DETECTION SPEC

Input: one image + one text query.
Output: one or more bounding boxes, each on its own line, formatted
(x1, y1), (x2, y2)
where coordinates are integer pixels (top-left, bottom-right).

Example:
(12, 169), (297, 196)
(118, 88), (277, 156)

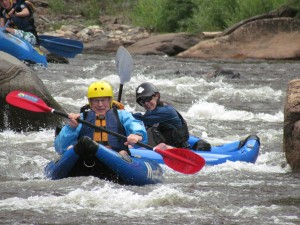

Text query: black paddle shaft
(117, 84), (124, 102)
(53, 109), (153, 150)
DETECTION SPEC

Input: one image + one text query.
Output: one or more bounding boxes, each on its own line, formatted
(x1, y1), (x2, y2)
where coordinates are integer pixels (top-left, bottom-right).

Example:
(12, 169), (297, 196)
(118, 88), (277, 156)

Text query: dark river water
(0, 53), (299, 225)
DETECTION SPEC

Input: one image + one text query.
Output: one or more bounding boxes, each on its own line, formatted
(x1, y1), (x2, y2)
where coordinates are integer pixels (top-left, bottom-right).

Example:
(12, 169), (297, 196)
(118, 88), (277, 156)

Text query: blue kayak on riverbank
(130, 134), (260, 166)
(45, 144), (163, 186)
(0, 30), (47, 67)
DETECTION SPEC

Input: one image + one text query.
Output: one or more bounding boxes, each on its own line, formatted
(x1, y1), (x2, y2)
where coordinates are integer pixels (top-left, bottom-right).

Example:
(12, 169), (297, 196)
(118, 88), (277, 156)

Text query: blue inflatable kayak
(0, 30), (47, 67)
(130, 134), (260, 166)
(45, 144), (163, 186)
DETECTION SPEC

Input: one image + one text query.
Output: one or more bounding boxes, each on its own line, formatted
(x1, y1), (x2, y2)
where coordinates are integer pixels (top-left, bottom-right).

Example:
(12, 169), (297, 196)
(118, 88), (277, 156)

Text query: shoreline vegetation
(46, 0), (300, 34)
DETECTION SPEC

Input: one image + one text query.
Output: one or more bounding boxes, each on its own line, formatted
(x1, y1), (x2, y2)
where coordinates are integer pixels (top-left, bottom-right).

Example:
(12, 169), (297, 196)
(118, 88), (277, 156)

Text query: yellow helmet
(87, 81), (114, 99)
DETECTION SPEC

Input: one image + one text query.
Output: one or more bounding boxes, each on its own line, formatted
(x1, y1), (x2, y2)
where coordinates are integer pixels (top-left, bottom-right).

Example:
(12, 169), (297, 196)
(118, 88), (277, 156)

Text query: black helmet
(136, 82), (159, 106)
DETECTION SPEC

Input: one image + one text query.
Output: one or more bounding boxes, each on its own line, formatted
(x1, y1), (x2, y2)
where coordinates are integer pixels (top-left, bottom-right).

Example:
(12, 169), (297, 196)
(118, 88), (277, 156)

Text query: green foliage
(131, 0), (292, 33)
(48, 0), (66, 14)
(131, 0), (196, 32)
(48, 0), (136, 19)
(48, 0), (298, 33)
(184, 0), (288, 32)
(130, 0), (166, 31)
(225, 0), (288, 25)
(288, 0), (300, 18)
(79, 0), (100, 19)
(159, 0), (196, 32)
(100, 0), (137, 15)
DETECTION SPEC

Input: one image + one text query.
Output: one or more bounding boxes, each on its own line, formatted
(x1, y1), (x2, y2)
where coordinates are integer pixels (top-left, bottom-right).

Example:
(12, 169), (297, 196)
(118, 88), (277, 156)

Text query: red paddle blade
(155, 148), (205, 174)
(6, 91), (52, 113)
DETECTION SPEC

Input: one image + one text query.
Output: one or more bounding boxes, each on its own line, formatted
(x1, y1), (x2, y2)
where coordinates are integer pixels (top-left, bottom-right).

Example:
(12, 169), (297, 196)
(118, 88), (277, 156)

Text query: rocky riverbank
(33, 0), (300, 59)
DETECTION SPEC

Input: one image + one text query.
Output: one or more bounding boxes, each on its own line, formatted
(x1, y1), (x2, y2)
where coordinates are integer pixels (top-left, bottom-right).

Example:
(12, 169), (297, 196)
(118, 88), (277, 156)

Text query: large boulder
(178, 18), (300, 60)
(0, 51), (64, 132)
(127, 33), (200, 56)
(284, 79), (300, 172)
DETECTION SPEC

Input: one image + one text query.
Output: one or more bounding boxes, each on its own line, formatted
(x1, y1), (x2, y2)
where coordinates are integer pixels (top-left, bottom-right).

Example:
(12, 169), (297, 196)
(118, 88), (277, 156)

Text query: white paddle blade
(115, 46), (133, 84)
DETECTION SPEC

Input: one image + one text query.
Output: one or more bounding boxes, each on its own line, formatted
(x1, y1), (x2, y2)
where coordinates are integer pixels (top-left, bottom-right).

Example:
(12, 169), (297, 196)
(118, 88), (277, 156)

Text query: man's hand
(125, 134), (142, 146)
(154, 143), (173, 150)
(67, 113), (80, 128)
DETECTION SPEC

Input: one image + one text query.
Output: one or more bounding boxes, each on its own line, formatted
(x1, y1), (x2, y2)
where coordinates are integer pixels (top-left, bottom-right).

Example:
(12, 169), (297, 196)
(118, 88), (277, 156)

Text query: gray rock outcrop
(0, 51), (64, 132)
(284, 79), (300, 172)
(127, 33), (200, 56)
(177, 18), (300, 60)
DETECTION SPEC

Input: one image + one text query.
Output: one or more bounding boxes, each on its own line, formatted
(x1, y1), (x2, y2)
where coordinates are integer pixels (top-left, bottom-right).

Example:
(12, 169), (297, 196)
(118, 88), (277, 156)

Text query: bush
(48, 0), (299, 33)
(131, 0), (196, 32)
(79, 0), (100, 19)
(185, 0), (288, 33)
(159, 0), (196, 32)
(131, 0), (291, 33)
(48, 0), (66, 14)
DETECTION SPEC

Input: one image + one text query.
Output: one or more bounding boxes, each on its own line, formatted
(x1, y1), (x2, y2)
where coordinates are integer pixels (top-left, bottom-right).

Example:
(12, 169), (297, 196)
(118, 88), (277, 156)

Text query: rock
(127, 32), (200, 56)
(83, 26), (150, 53)
(177, 18), (300, 60)
(199, 31), (222, 39)
(0, 51), (64, 132)
(207, 68), (240, 79)
(284, 79), (300, 172)
(84, 37), (121, 53)
(221, 6), (298, 36)
(46, 53), (69, 64)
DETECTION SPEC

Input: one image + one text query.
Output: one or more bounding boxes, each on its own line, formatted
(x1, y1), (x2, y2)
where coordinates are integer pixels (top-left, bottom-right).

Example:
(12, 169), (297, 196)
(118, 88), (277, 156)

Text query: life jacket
(148, 102), (190, 148)
(79, 106), (130, 154)
(55, 101), (124, 138)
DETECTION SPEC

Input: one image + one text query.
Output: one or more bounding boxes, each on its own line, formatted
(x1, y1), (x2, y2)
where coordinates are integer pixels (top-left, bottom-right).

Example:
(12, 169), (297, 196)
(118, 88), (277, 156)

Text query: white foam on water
(82, 64), (99, 72)
(198, 151), (290, 175)
(206, 85), (282, 103)
(65, 75), (121, 87)
(54, 96), (87, 109)
(0, 183), (196, 218)
(223, 204), (299, 224)
(0, 130), (54, 179)
(186, 101), (283, 122)
(0, 130), (54, 144)
(131, 75), (224, 97)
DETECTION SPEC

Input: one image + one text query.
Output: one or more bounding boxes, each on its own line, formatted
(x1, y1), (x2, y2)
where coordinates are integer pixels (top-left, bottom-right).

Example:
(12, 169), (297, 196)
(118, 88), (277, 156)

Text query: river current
(0, 53), (299, 225)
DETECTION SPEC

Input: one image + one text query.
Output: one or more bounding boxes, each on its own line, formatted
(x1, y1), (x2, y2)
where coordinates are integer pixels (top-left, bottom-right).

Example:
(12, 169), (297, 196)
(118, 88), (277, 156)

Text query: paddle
(6, 90), (205, 174)
(38, 35), (84, 58)
(115, 46), (133, 102)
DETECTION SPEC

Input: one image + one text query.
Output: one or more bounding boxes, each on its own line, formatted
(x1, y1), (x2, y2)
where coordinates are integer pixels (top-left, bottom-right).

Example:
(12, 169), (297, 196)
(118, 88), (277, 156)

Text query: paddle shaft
(117, 84), (124, 102)
(52, 109), (153, 150)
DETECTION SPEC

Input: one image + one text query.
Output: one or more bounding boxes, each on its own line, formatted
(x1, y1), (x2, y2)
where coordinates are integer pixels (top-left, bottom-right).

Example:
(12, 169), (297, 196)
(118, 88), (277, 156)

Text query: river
(0, 53), (299, 225)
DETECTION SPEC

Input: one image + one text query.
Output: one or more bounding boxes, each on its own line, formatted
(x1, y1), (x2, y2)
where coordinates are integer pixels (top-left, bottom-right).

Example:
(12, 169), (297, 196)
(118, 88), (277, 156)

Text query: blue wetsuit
(133, 103), (189, 148)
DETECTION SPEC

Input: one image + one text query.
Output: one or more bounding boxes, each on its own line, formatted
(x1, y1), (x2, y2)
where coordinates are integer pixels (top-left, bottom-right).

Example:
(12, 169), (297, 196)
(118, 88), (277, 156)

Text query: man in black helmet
(133, 82), (190, 148)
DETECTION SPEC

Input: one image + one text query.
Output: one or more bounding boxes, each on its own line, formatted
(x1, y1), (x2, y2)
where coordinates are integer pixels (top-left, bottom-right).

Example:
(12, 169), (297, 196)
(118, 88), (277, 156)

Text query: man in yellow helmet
(55, 81), (147, 162)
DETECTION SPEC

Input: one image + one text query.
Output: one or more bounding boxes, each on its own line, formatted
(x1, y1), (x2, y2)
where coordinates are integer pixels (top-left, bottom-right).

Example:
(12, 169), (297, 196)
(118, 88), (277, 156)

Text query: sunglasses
(138, 95), (154, 105)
